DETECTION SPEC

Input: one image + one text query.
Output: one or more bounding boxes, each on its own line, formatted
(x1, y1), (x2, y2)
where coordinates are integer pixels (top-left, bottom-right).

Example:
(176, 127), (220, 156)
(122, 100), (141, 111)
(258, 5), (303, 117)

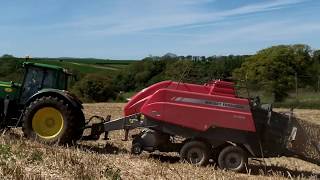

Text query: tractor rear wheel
(180, 141), (210, 166)
(22, 96), (85, 144)
(217, 145), (248, 172)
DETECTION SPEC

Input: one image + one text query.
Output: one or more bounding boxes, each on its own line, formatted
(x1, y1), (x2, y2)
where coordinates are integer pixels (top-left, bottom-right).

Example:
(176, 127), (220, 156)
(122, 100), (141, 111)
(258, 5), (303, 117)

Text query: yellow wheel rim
(32, 107), (64, 139)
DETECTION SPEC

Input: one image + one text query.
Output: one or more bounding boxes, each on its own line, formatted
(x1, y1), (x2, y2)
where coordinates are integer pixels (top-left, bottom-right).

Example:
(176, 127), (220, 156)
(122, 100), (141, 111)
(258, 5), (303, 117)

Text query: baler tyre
(218, 146), (248, 172)
(131, 136), (144, 155)
(131, 142), (143, 155)
(22, 96), (84, 145)
(180, 141), (210, 166)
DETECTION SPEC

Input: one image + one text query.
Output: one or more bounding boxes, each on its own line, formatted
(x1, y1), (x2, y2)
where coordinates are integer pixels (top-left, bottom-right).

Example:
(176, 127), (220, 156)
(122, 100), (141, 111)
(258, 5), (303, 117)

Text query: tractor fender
(24, 89), (83, 109)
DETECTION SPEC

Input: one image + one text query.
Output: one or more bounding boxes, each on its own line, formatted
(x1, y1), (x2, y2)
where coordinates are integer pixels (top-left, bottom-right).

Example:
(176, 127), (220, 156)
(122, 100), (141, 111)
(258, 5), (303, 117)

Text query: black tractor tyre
(180, 141), (211, 166)
(218, 145), (248, 172)
(72, 109), (86, 141)
(22, 96), (85, 144)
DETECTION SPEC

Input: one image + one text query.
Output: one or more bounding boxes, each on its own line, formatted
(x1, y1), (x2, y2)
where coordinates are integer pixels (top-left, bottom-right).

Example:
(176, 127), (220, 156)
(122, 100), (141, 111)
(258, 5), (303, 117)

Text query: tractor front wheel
(22, 96), (84, 144)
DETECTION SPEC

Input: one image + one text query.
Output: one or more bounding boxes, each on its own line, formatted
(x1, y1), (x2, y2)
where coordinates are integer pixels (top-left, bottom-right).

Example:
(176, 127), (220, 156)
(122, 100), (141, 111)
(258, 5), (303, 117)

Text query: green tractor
(0, 62), (85, 144)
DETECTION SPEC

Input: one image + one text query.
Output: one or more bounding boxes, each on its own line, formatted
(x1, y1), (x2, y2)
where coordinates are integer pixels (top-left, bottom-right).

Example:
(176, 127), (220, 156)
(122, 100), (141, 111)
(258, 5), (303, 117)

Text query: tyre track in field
(68, 62), (120, 71)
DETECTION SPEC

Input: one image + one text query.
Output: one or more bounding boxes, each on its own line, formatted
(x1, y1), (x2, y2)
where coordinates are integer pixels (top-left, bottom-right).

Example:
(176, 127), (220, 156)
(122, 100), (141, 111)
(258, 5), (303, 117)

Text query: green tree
(233, 44), (312, 101)
(72, 74), (116, 102)
(165, 59), (193, 82)
(0, 57), (23, 82)
(308, 50), (320, 91)
(313, 50), (320, 63)
(1, 54), (14, 58)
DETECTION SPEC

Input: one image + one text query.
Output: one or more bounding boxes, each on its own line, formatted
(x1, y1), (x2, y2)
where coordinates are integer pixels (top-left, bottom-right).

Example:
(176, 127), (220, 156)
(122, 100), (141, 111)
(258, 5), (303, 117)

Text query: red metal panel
(167, 82), (211, 94)
(125, 80), (256, 132)
(124, 81), (173, 116)
(140, 88), (255, 132)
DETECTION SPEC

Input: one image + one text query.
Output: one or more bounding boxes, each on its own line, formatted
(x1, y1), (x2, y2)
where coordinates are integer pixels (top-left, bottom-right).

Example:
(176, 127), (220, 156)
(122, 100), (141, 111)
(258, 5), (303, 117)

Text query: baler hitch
(82, 114), (151, 141)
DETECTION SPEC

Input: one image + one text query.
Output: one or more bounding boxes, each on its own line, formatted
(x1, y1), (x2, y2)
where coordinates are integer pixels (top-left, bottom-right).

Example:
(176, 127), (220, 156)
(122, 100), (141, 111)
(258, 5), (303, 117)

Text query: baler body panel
(124, 81), (172, 116)
(124, 80), (256, 132)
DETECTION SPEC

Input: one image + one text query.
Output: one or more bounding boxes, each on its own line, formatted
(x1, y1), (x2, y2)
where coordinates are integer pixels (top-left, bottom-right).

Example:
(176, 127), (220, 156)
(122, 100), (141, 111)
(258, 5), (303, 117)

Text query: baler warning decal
(173, 97), (250, 110)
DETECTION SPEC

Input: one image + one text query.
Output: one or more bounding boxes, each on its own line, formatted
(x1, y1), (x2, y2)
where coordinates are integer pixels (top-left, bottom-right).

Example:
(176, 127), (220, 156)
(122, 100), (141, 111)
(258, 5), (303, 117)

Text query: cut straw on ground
(0, 103), (319, 179)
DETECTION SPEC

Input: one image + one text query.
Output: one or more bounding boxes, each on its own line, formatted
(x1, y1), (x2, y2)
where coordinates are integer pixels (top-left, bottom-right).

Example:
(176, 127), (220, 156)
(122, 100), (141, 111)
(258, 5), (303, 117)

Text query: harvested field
(274, 109), (320, 164)
(0, 103), (319, 179)
(275, 109), (320, 126)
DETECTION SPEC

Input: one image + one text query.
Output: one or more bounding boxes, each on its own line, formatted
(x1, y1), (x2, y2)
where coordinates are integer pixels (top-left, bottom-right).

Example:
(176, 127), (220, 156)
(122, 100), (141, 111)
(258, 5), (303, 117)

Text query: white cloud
(217, 0), (306, 17)
(6, 0), (308, 40)
(80, 0), (307, 36)
(192, 20), (320, 45)
(180, 0), (216, 5)
(11, 0), (308, 36)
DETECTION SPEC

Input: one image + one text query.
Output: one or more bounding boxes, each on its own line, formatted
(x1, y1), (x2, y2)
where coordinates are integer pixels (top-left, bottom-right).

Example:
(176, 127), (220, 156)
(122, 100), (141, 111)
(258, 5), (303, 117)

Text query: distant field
(29, 58), (136, 74)
(274, 90), (320, 109)
(237, 88), (320, 109)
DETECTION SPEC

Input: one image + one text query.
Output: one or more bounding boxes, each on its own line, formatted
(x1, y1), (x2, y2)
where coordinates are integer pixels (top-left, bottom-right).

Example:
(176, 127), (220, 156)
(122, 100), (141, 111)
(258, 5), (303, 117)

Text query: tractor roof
(23, 62), (65, 71)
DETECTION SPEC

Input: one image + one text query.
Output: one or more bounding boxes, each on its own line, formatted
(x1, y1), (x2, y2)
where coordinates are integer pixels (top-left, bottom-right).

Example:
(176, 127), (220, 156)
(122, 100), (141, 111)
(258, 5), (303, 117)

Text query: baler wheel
(180, 141), (210, 166)
(131, 136), (144, 155)
(218, 145), (248, 172)
(131, 143), (143, 155)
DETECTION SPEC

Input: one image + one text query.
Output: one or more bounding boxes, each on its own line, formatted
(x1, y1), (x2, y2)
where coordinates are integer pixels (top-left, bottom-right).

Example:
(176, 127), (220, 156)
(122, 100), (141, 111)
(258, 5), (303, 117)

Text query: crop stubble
(0, 103), (319, 179)
(81, 103), (320, 179)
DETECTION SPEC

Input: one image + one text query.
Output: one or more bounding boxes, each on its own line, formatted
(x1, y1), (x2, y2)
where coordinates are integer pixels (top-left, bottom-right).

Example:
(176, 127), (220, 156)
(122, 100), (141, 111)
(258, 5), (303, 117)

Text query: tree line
(233, 44), (320, 101)
(0, 44), (319, 103)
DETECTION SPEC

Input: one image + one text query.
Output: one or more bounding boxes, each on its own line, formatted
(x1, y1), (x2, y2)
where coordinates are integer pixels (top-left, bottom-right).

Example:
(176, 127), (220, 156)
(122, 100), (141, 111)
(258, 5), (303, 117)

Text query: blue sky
(0, 0), (319, 59)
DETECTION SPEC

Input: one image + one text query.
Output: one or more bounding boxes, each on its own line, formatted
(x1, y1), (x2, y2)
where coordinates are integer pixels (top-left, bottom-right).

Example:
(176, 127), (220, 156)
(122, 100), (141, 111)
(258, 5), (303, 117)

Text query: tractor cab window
(20, 67), (45, 103)
(42, 70), (56, 89)
(58, 73), (67, 90)
(20, 66), (67, 103)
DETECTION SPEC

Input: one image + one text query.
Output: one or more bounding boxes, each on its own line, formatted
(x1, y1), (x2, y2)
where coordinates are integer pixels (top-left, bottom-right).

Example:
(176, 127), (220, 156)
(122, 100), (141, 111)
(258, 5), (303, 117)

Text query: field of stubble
(0, 103), (319, 179)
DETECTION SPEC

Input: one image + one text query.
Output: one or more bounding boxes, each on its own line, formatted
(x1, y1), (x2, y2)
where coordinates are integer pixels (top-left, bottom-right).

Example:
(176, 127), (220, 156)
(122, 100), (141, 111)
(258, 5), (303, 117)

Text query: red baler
(87, 80), (317, 172)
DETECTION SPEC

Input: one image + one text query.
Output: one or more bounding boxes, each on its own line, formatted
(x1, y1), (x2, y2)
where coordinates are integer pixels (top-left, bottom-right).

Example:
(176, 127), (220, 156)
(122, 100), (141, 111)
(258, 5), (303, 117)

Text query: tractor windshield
(20, 67), (44, 102)
(57, 72), (68, 90)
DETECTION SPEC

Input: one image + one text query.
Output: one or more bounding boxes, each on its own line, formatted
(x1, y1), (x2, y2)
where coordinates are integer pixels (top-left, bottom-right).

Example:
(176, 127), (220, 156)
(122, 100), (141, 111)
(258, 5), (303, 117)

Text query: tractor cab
(1, 61), (84, 144)
(20, 62), (69, 103)
(0, 62), (72, 126)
